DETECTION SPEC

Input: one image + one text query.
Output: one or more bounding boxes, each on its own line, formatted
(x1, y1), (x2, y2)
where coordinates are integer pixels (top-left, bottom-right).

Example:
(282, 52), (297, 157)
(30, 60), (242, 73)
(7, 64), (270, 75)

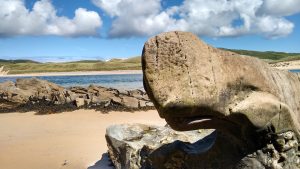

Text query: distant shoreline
(0, 70), (142, 77)
(269, 60), (300, 70)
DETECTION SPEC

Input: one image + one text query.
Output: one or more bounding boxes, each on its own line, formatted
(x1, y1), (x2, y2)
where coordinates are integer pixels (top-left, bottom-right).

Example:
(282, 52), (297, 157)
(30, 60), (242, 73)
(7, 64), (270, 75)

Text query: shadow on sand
(87, 153), (115, 169)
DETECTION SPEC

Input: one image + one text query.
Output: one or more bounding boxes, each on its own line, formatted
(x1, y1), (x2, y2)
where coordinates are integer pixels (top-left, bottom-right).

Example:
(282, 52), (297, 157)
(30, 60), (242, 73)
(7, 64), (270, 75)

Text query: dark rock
(70, 86), (88, 94)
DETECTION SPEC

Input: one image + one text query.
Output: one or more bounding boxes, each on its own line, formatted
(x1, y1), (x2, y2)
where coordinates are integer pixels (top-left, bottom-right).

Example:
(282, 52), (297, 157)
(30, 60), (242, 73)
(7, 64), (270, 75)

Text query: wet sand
(0, 110), (166, 169)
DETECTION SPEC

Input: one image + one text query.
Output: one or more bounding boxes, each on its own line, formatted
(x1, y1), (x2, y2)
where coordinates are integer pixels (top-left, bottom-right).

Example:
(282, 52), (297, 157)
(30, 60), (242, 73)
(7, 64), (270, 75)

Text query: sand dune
(0, 110), (166, 169)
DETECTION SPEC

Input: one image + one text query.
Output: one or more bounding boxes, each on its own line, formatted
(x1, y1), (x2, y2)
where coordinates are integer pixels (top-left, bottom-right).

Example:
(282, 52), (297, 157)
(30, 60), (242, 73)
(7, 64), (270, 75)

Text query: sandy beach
(0, 110), (166, 169)
(1, 70), (142, 77)
(270, 60), (300, 70)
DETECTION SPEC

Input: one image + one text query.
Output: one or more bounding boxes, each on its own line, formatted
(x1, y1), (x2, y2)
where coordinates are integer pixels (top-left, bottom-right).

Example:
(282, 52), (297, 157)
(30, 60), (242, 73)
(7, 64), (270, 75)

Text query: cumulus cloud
(92, 0), (179, 37)
(93, 0), (300, 39)
(259, 0), (300, 16)
(0, 0), (102, 37)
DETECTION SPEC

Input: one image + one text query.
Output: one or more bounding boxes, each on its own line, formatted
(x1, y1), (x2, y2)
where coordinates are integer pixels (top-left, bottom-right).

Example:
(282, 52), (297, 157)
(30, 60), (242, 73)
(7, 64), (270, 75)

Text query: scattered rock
(0, 78), (154, 113)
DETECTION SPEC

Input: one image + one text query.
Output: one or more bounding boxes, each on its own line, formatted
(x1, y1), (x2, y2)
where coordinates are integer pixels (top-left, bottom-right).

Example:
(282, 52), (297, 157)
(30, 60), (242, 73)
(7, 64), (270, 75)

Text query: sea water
(0, 74), (143, 91)
(0, 70), (299, 91)
(289, 69), (300, 73)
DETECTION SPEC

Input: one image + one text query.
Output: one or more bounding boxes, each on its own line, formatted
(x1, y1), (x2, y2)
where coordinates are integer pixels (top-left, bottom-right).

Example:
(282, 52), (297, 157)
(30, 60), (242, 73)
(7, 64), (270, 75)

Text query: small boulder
(120, 95), (140, 108)
(75, 98), (85, 107)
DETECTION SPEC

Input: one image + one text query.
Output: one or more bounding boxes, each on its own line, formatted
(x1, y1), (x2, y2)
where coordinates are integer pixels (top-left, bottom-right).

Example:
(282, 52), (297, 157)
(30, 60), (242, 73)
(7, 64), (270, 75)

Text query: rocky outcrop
(106, 124), (214, 169)
(141, 31), (300, 168)
(0, 78), (154, 113)
(0, 66), (9, 76)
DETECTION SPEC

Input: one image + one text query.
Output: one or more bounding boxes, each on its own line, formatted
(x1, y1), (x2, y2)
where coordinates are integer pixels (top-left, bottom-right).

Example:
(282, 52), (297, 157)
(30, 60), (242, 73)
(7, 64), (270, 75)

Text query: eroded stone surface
(105, 124), (214, 169)
(106, 124), (300, 169)
(142, 31), (300, 168)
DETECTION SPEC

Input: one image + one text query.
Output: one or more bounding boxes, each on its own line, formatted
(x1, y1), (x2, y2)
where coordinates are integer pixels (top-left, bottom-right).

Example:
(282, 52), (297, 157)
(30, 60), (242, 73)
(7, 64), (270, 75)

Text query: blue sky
(0, 0), (299, 62)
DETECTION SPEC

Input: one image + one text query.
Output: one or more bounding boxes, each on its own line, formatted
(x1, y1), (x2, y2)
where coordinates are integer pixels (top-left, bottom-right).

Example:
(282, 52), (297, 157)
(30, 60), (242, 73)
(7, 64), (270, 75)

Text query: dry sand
(270, 60), (300, 70)
(0, 109), (166, 169)
(1, 70), (142, 77)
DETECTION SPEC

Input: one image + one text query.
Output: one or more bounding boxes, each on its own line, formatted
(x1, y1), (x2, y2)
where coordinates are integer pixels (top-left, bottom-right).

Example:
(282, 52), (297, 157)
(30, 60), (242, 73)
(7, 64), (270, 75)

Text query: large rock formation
(0, 78), (154, 113)
(142, 31), (300, 168)
(106, 124), (214, 169)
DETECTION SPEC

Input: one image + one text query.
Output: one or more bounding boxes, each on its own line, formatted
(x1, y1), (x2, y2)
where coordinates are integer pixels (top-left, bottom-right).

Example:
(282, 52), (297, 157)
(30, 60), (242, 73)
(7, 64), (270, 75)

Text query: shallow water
(289, 69), (300, 73)
(0, 74), (143, 91)
(0, 70), (298, 91)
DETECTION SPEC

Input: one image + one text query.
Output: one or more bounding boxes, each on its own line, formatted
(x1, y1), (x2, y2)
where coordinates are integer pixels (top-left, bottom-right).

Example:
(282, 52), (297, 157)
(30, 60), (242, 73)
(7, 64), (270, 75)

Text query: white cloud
(259, 0), (300, 16)
(93, 0), (300, 39)
(0, 0), (102, 37)
(178, 0), (295, 38)
(92, 0), (179, 37)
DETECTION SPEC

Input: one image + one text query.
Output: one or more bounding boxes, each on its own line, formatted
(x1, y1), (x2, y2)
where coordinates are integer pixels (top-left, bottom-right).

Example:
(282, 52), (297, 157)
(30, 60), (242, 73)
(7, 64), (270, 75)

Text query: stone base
(106, 124), (300, 169)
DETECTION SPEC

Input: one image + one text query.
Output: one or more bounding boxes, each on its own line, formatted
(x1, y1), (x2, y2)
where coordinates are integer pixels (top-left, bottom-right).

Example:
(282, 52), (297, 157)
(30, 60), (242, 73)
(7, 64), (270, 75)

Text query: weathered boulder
(119, 95), (140, 108)
(142, 31), (300, 168)
(0, 81), (15, 91)
(0, 81), (29, 103)
(16, 78), (64, 92)
(0, 78), (67, 104)
(17, 78), (68, 104)
(106, 124), (214, 169)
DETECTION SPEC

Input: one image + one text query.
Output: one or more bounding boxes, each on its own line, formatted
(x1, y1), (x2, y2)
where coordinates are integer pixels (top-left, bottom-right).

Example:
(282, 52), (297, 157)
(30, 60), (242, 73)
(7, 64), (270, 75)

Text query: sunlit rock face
(142, 31), (300, 168)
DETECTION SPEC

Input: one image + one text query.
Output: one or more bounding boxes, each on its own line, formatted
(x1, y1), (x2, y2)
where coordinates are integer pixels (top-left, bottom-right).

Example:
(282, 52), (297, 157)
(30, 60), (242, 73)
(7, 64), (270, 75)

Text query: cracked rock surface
(105, 124), (214, 169)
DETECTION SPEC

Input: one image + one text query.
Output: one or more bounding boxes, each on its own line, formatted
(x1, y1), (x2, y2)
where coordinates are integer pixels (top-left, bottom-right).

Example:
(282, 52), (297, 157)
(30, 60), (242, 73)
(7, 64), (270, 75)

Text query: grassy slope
(1, 50), (300, 74)
(222, 48), (300, 62)
(0, 57), (141, 74)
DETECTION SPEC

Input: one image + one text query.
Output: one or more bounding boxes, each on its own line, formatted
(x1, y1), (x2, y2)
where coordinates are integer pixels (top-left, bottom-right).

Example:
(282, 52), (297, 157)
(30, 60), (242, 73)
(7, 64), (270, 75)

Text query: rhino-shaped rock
(142, 31), (300, 168)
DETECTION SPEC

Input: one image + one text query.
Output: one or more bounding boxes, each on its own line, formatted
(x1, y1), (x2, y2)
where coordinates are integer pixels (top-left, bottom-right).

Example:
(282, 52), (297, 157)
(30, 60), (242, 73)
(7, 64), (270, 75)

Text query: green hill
(1, 50), (299, 75)
(0, 59), (39, 64)
(0, 57), (141, 74)
(222, 48), (300, 62)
